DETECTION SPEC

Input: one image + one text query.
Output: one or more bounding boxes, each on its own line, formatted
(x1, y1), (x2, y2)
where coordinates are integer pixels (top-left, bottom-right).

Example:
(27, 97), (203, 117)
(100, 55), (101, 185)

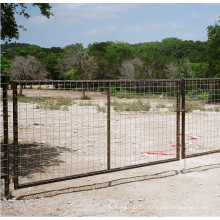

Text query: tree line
(1, 18), (220, 81)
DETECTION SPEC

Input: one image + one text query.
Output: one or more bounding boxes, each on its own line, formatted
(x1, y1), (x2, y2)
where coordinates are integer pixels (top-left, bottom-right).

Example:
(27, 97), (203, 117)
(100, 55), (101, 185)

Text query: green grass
(36, 97), (72, 111)
(156, 104), (166, 108)
(18, 95), (46, 103)
(96, 104), (106, 113)
(111, 100), (151, 112)
(185, 101), (206, 112)
(79, 101), (93, 106)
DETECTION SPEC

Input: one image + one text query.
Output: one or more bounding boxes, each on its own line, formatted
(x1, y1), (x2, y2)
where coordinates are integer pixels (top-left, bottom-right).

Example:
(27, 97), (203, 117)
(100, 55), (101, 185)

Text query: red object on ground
(190, 137), (197, 140)
(171, 144), (182, 147)
(141, 152), (167, 155)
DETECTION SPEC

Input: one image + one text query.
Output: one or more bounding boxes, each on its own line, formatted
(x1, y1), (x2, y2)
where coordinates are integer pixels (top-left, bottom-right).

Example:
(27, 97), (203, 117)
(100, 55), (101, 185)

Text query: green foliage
(64, 68), (79, 80)
(207, 17), (220, 77)
(1, 54), (10, 72)
(209, 90), (220, 103)
(2, 15), (220, 81)
(1, 3), (53, 41)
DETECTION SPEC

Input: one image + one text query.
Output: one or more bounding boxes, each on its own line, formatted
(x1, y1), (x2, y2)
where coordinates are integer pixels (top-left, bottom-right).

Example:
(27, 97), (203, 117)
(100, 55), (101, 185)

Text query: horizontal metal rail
(12, 79), (181, 85)
(17, 158), (179, 189)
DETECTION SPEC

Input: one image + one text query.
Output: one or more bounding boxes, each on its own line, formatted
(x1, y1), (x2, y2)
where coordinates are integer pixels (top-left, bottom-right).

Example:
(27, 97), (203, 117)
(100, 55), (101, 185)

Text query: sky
(4, 1), (220, 48)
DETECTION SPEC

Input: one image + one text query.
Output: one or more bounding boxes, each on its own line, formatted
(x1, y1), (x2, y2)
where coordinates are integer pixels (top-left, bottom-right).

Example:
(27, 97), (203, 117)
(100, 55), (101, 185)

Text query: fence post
(2, 72), (10, 199)
(107, 82), (111, 170)
(176, 80), (181, 160)
(12, 82), (19, 189)
(181, 79), (186, 159)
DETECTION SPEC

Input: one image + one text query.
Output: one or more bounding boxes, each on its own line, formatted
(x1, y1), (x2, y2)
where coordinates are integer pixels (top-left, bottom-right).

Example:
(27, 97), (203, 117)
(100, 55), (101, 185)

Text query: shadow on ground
(16, 169), (179, 200)
(15, 161), (220, 200)
(1, 142), (72, 177)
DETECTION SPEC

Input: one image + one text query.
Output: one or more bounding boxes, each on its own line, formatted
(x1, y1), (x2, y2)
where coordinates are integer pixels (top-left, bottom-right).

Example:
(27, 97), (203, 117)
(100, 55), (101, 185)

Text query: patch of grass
(18, 95), (46, 103)
(112, 89), (164, 99)
(96, 104), (106, 113)
(197, 92), (210, 101)
(36, 97), (72, 111)
(81, 95), (91, 100)
(111, 100), (151, 112)
(79, 101), (93, 106)
(206, 106), (220, 112)
(156, 104), (166, 108)
(185, 101), (206, 112)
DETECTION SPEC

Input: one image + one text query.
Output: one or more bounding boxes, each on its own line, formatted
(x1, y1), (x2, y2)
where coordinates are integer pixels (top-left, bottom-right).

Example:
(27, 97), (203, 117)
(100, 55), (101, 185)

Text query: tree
(9, 55), (48, 94)
(1, 54), (10, 72)
(63, 44), (87, 79)
(1, 3), (53, 41)
(206, 17), (220, 77)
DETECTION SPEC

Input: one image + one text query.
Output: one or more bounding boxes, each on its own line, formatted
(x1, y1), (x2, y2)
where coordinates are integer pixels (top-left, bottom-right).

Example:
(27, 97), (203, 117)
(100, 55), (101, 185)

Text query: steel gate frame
(1, 78), (220, 198)
(181, 78), (220, 159)
(12, 79), (181, 189)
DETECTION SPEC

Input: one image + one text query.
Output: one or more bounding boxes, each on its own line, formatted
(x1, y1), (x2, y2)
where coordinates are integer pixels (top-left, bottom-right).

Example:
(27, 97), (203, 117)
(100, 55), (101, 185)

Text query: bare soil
(1, 153), (220, 217)
(1, 88), (220, 217)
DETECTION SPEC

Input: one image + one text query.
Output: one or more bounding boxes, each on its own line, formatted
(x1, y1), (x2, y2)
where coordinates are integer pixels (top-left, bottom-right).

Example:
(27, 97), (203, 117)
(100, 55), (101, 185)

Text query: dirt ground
(1, 87), (220, 217)
(1, 153), (220, 217)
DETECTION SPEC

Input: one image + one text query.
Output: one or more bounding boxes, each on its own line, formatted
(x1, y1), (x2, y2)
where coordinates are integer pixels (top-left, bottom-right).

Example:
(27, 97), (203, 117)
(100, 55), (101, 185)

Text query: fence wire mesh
(0, 75), (10, 199)
(11, 80), (180, 187)
(183, 79), (220, 157)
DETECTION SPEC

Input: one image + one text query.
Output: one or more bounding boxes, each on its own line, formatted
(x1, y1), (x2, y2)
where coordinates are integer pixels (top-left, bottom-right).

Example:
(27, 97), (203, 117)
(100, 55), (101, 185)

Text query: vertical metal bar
(107, 82), (111, 170)
(176, 80), (181, 160)
(2, 73), (10, 199)
(181, 79), (186, 159)
(13, 82), (19, 189)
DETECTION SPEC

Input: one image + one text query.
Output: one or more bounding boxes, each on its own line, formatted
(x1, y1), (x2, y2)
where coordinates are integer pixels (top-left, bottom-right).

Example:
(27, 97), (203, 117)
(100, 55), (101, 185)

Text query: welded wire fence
(1, 78), (220, 196)
(182, 78), (220, 158)
(1, 74), (10, 199)
(10, 80), (180, 188)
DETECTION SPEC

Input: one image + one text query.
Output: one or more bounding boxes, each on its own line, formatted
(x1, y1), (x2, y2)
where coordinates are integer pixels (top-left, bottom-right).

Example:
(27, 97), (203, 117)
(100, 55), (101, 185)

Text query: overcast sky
(8, 2), (220, 48)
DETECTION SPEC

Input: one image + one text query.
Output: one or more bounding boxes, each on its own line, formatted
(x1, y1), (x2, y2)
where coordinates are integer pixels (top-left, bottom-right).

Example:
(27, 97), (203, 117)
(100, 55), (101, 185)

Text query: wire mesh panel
(13, 81), (111, 188)
(12, 80), (180, 188)
(182, 78), (220, 158)
(110, 80), (180, 169)
(0, 74), (10, 199)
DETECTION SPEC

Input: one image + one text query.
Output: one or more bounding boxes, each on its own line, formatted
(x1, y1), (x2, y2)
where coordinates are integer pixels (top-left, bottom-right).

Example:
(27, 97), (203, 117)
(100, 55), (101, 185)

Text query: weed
(96, 104), (106, 113)
(156, 104), (166, 108)
(36, 97), (72, 111)
(111, 100), (151, 112)
(81, 95), (91, 100)
(79, 101), (93, 106)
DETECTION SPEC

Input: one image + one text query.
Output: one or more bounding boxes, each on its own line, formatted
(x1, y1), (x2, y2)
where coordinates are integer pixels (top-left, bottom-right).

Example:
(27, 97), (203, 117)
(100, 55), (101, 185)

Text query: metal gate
(11, 79), (181, 189)
(181, 78), (220, 158)
(1, 77), (220, 198)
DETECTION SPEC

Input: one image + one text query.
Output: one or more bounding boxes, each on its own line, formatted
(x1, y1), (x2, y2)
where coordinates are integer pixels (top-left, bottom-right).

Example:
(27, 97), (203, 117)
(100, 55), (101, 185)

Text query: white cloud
(54, 3), (137, 23)
(86, 21), (184, 36)
(182, 32), (207, 41)
(24, 3), (138, 28)
(192, 12), (219, 22)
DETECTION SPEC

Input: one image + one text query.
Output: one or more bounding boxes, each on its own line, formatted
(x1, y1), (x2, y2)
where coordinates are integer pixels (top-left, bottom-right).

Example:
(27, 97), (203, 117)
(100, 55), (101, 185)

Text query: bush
(64, 68), (79, 80)
(208, 90), (220, 103)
